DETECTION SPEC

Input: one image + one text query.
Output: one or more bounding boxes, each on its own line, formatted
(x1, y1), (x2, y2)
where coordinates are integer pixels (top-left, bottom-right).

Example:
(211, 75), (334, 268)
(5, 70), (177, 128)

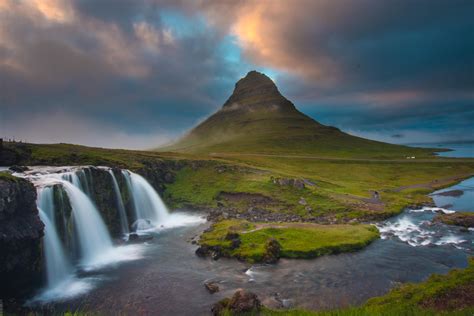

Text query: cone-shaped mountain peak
(159, 70), (414, 156)
(222, 70), (295, 111)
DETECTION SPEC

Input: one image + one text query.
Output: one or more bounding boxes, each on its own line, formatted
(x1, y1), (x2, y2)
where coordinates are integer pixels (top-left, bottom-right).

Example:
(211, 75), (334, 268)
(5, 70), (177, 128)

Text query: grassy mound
(199, 220), (379, 262)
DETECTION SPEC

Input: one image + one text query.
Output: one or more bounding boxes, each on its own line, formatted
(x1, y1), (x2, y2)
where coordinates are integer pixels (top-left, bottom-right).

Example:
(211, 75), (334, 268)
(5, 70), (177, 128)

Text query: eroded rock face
(0, 175), (44, 298)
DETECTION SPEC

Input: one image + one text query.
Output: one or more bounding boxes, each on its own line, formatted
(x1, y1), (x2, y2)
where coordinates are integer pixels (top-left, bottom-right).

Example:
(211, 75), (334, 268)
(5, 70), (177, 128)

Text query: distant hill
(159, 71), (435, 158)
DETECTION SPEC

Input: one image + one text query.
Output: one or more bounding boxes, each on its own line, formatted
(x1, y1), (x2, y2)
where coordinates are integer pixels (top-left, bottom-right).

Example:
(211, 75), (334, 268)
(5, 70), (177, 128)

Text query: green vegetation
(159, 103), (439, 159)
(166, 155), (474, 221)
(434, 212), (474, 228)
(199, 220), (379, 262)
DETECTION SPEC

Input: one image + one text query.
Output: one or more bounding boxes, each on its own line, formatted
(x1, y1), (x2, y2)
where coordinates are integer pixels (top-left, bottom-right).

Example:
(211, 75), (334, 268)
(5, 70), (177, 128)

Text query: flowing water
(108, 170), (129, 235)
(124, 171), (169, 225)
(8, 164), (473, 315)
(60, 181), (114, 268)
(12, 166), (203, 305)
(30, 176), (472, 315)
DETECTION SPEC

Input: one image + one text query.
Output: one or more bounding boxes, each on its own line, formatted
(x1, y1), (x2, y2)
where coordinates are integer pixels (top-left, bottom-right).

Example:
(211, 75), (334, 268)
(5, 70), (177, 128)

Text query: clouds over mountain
(0, 0), (472, 147)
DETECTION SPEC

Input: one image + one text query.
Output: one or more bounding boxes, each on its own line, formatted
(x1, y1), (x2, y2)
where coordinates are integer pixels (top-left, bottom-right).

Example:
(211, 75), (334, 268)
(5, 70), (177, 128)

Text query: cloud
(0, 110), (173, 149)
(0, 0), (472, 147)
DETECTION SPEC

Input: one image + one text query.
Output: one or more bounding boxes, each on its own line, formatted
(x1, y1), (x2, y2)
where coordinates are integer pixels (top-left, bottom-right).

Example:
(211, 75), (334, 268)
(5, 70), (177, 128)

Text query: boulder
(204, 281), (220, 294)
(211, 289), (261, 315)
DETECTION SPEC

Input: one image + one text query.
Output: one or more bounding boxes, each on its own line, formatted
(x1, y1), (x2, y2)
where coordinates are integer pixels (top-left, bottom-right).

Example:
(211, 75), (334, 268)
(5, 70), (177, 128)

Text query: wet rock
(228, 289), (261, 313)
(0, 175), (44, 298)
(204, 281), (220, 294)
(195, 245), (210, 258)
(131, 219), (153, 231)
(212, 289), (261, 315)
(8, 165), (29, 173)
(127, 233), (153, 243)
(196, 245), (223, 260)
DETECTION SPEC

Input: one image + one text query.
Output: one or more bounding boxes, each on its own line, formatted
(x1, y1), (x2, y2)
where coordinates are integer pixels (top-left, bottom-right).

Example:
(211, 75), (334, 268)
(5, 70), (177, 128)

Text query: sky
(0, 0), (473, 149)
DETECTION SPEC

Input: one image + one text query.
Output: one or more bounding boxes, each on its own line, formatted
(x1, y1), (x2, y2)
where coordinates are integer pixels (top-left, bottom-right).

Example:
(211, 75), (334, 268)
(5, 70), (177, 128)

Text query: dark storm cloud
(0, 0), (472, 148)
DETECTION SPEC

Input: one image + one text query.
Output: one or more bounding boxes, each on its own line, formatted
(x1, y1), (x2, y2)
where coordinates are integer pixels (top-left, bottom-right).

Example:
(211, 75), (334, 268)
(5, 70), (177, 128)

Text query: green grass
(159, 103), (439, 159)
(0, 171), (21, 182)
(199, 219), (379, 262)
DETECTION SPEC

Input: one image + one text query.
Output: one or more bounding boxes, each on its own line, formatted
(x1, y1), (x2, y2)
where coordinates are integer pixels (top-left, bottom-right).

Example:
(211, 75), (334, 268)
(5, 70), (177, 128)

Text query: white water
(38, 187), (56, 223)
(108, 170), (129, 235)
(14, 166), (203, 303)
(61, 181), (114, 267)
(38, 208), (72, 288)
(377, 207), (472, 249)
(124, 171), (169, 226)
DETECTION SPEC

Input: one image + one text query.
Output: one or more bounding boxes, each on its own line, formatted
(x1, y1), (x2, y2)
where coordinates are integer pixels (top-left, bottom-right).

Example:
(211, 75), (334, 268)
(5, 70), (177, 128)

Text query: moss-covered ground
(199, 219), (379, 262)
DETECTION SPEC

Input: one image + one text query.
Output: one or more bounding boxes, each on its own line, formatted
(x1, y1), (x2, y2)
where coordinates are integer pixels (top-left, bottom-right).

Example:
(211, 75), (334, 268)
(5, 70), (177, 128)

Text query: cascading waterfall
(38, 186), (56, 224)
(124, 171), (170, 226)
(108, 170), (129, 235)
(18, 166), (195, 302)
(61, 181), (113, 266)
(38, 208), (72, 288)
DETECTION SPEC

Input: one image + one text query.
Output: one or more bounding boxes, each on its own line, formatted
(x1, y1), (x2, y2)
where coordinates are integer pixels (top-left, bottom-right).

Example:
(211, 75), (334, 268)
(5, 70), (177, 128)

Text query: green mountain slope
(159, 71), (434, 158)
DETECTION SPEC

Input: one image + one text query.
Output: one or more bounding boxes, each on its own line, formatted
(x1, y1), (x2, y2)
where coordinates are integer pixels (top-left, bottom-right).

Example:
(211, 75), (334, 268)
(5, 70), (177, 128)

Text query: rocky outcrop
(211, 289), (261, 315)
(434, 212), (474, 228)
(0, 174), (44, 298)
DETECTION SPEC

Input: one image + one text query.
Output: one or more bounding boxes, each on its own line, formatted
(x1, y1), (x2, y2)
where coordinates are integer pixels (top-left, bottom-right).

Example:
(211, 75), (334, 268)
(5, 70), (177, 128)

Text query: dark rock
(294, 179), (305, 189)
(128, 233), (139, 241)
(195, 245), (210, 258)
(0, 175), (44, 298)
(211, 289), (261, 315)
(230, 238), (241, 249)
(262, 238), (281, 263)
(204, 281), (220, 294)
(8, 165), (29, 173)
(225, 232), (240, 240)
(228, 289), (261, 313)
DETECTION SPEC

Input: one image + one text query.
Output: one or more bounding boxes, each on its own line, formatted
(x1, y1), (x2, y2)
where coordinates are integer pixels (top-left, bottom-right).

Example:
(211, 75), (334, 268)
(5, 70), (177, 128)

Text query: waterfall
(21, 166), (180, 301)
(38, 208), (72, 288)
(124, 171), (169, 226)
(38, 187), (55, 224)
(61, 181), (113, 266)
(108, 169), (129, 235)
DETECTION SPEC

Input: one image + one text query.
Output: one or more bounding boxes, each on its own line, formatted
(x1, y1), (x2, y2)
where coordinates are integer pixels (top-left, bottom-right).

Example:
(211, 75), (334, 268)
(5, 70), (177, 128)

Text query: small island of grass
(197, 219), (379, 263)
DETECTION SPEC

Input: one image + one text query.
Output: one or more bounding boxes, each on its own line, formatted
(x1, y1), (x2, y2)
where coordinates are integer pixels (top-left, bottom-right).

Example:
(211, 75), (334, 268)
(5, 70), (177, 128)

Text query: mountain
(159, 71), (433, 158)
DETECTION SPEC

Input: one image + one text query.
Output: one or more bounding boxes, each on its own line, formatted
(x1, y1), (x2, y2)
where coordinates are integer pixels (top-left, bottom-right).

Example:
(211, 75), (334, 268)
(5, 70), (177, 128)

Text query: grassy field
(4, 141), (474, 223)
(199, 219), (379, 262)
(165, 154), (474, 221)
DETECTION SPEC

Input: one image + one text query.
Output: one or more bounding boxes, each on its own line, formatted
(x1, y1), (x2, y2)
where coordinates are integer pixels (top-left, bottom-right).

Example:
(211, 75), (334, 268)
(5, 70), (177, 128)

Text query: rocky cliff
(0, 173), (44, 298)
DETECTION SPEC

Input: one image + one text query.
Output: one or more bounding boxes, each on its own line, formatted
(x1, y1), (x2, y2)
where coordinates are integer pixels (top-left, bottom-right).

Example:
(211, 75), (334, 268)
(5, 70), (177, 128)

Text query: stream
(33, 178), (473, 315)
